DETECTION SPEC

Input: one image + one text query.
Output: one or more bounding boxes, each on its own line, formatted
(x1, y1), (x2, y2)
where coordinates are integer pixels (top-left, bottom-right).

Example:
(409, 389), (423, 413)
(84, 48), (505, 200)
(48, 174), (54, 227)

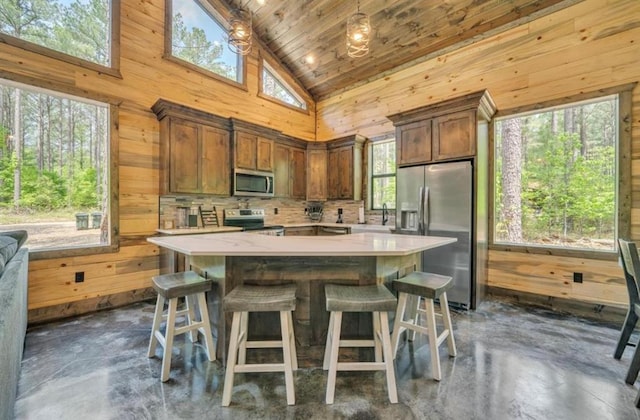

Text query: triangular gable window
(261, 61), (307, 110)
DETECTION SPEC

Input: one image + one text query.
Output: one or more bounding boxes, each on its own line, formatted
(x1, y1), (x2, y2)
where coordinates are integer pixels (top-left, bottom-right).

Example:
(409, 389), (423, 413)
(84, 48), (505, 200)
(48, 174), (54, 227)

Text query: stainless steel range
(223, 208), (284, 236)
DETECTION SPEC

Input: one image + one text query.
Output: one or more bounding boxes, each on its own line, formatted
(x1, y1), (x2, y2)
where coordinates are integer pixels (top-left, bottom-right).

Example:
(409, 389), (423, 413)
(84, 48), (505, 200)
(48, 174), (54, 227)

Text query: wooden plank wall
(317, 0), (640, 307)
(0, 0), (315, 320)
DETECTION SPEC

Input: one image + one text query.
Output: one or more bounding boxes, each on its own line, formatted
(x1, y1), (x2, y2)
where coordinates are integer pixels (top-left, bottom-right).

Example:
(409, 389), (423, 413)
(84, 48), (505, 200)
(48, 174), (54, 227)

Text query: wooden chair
(147, 271), (216, 382)
(615, 238), (640, 362)
(391, 271), (457, 381)
(323, 284), (398, 404)
(221, 284), (298, 406)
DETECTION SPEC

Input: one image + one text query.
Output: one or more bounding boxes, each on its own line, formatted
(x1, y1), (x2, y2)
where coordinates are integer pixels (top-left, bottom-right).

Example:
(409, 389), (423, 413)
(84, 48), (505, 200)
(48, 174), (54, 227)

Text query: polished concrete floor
(14, 296), (640, 419)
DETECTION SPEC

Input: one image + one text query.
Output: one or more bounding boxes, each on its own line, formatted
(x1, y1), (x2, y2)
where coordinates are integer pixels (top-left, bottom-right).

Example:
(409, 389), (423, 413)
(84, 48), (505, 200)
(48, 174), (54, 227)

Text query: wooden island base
(191, 253), (419, 363)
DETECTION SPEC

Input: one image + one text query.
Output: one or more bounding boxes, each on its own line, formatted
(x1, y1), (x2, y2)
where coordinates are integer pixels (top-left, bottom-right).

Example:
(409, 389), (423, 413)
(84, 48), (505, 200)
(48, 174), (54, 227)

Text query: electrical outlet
(573, 272), (583, 283)
(274, 208), (278, 215)
(75, 271), (85, 283)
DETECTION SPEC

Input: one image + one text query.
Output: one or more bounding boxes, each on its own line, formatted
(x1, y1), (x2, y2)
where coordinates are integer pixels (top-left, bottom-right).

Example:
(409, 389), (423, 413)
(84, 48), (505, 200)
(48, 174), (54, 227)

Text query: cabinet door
(397, 120), (432, 166)
(235, 132), (257, 170)
(336, 146), (353, 199)
(327, 148), (340, 199)
(201, 126), (230, 195)
(169, 119), (199, 193)
(307, 148), (327, 201)
(433, 110), (476, 160)
(274, 143), (290, 197)
(290, 148), (306, 199)
(257, 137), (274, 172)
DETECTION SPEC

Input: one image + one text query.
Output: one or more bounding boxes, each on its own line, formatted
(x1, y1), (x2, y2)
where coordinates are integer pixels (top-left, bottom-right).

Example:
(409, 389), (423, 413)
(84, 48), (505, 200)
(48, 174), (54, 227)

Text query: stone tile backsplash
(159, 195), (395, 229)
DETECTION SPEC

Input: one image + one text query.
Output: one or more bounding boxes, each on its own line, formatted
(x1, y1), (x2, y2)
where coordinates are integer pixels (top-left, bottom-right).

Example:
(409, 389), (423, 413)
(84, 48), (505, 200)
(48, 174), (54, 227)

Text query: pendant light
(346, 0), (370, 58)
(228, 7), (252, 55)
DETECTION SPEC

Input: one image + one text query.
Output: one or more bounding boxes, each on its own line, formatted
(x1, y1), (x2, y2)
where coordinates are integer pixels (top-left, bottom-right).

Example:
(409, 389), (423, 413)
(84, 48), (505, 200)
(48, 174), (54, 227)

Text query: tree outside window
(169, 0), (242, 84)
(261, 61), (307, 110)
(0, 78), (114, 255)
(494, 95), (618, 252)
(0, 0), (113, 68)
(371, 140), (396, 210)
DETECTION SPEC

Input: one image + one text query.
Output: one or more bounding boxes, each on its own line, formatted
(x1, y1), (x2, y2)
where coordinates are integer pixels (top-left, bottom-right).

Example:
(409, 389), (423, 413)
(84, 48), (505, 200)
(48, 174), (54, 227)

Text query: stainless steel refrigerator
(395, 160), (476, 309)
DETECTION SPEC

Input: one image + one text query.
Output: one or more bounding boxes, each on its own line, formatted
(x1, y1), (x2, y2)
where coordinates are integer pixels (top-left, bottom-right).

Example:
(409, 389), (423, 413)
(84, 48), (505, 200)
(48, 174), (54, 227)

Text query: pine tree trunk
(13, 89), (21, 209)
(500, 118), (523, 242)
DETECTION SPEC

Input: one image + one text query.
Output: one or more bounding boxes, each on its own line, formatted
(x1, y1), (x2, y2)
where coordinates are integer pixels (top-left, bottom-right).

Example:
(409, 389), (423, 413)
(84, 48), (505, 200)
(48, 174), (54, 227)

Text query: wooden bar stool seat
(391, 271), (457, 381)
(323, 284), (398, 404)
(147, 271), (216, 382)
(222, 284), (298, 406)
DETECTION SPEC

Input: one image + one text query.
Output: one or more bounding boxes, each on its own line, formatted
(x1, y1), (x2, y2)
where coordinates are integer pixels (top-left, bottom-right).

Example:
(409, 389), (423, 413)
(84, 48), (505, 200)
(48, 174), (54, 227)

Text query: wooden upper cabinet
(397, 120), (432, 166)
(257, 137), (274, 172)
(201, 126), (231, 195)
(169, 119), (199, 193)
(231, 119), (277, 173)
(290, 148), (306, 199)
(388, 91), (495, 166)
(274, 137), (307, 199)
(306, 143), (328, 201)
(235, 132), (257, 170)
(326, 135), (365, 200)
(152, 99), (231, 196)
(274, 143), (290, 197)
(433, 110), (476, 161)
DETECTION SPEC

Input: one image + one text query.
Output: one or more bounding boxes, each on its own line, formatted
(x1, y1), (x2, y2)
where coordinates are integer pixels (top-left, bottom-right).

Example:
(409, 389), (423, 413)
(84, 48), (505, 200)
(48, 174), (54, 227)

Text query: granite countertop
(282, 223), (392, 232)
(156, 226), (243, 235)
(147, 232), (455, 257)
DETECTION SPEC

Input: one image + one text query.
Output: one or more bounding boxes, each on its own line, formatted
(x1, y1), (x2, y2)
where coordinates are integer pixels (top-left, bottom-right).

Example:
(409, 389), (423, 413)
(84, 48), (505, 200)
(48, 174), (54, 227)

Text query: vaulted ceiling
(223, 0), (583, 100)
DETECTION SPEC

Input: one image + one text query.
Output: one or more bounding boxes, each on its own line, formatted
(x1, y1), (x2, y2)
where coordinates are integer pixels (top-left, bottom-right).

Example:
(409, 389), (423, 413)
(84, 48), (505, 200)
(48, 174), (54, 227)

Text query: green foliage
(495, 97), (617, 249)
(171, 12), (235, 79)
(70, 166), (98, 208)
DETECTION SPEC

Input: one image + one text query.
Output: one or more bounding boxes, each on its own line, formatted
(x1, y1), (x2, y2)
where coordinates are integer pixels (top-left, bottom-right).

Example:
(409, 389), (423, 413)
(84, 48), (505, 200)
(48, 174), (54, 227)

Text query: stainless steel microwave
(233, 168), (274, 197)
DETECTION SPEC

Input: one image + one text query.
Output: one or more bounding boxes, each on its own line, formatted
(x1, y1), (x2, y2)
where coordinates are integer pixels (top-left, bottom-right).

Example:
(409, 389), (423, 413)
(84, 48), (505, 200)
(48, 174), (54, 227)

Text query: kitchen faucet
(382, 203), (389, 226)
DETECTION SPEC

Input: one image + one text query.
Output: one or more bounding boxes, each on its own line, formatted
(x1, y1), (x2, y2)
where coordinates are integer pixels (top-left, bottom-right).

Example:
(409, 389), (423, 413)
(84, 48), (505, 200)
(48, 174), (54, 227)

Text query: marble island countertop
(147, 232), (455, 257)
(156, 223), (392, 235)
(156, 226), (243, 235)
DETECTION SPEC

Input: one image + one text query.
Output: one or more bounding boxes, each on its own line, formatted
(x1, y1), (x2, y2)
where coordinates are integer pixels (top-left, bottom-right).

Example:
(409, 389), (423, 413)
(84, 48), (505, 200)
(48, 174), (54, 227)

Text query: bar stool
(391, 271), (457, 381)
(222, 283), (298, 406)
(147, 271), (216, 382)
(323, 284), (398, 404)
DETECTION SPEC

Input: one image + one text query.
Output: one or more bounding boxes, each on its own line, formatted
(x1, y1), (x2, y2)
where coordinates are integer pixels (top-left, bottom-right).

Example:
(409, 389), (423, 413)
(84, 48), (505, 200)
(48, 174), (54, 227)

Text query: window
(493, 89), (630, 254)
(0, 0), (117, 73)
(371, 139), (396, 210)
(260, 60), (307, 110)
(0, 78), (118, 258)
(167, 0), (243, 84)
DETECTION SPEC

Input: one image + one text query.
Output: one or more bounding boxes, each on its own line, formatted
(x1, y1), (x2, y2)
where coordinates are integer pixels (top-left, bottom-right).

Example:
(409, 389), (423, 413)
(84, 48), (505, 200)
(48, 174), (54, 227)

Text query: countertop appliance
(223, 208), (284, 236)
(396, 160), (476, 309)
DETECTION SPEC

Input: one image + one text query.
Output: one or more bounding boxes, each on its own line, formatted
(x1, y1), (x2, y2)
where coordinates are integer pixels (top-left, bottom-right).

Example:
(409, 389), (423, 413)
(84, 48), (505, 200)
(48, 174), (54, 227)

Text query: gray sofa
(0, 230), (28, 420)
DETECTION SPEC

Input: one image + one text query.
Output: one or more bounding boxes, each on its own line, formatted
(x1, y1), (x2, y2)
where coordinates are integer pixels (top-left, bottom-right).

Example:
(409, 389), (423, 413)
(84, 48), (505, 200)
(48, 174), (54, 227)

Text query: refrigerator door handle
(423, 186), (430, 235)
(417, 186), (424, 235)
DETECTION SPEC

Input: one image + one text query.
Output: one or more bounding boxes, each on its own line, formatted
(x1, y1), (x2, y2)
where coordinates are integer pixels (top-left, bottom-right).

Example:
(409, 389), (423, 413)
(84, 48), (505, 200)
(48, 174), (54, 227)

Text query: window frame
(164, 0), (247, 89)
(488, 83), (634, 260)
(258, 53), (310, 114)
(0, 0), (121, 79)
(0, 75), (120, 261)
(368, 134), (396, 211)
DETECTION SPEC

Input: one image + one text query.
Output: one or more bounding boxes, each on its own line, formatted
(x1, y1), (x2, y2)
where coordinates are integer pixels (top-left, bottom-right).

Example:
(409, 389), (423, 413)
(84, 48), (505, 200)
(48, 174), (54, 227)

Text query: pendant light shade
(228, 8), (252, 56)
(346, 1), (370, 58)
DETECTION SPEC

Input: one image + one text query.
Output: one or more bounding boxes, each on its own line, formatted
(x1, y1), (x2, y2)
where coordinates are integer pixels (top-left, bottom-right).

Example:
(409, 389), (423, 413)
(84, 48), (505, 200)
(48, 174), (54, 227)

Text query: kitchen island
(147, 232), (455, 360)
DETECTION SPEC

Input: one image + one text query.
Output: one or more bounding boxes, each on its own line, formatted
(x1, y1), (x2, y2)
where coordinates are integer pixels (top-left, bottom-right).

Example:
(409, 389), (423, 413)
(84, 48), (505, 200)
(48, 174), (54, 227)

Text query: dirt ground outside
(0, 221), (102, 250)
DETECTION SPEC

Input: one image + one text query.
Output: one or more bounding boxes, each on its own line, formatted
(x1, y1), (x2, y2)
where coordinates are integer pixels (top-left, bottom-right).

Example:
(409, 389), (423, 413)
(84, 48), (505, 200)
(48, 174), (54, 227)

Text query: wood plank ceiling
(222, 0), (583, 100)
